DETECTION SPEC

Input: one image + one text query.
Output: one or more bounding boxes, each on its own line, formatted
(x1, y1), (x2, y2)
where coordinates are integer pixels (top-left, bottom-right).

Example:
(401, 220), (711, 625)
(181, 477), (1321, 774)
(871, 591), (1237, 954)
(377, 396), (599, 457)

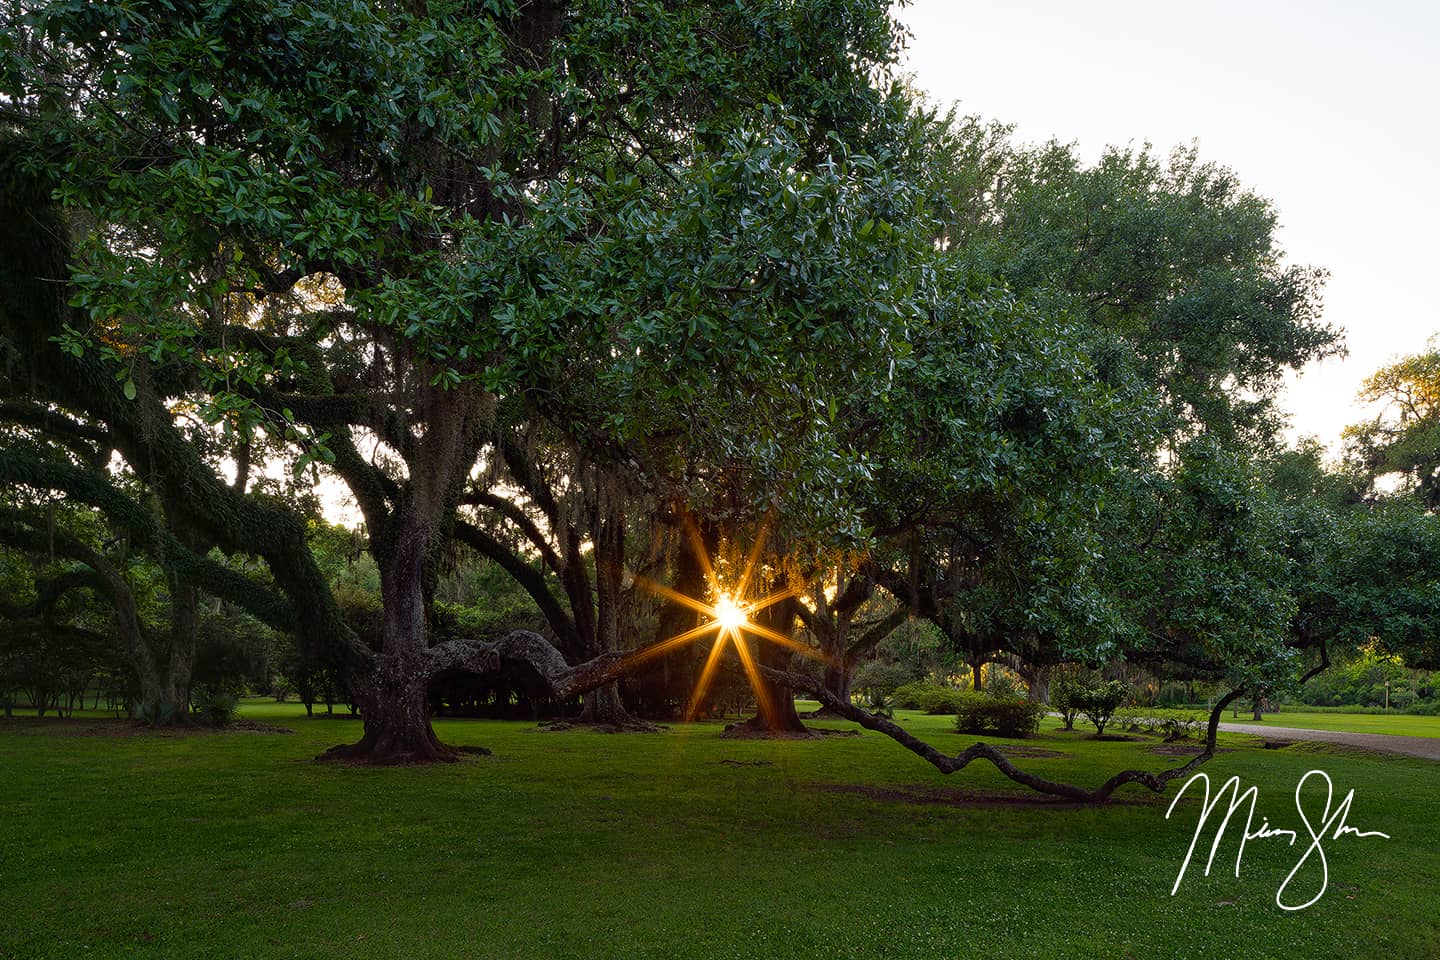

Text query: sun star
(713, 594), (746, 633)
(624, 511), (832, 723)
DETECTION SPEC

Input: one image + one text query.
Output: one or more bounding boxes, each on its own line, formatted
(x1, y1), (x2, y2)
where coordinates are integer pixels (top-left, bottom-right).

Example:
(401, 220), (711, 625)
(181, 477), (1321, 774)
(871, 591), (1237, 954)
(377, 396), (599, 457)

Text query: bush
(1113, 707), (1205, 741)
(890, 680), (928, 709)
(954, 693), (1044, 738)
(851, 660), (916, 702)
(1072, 679), (1128, 736)
(191, 685), (237, 727)
(134, 700), (182, 726)
(863, 689), (895, 718)
(917, 685), (968, 715)
(1050, 672), (1084, 730)
(892, 680), (967, 714)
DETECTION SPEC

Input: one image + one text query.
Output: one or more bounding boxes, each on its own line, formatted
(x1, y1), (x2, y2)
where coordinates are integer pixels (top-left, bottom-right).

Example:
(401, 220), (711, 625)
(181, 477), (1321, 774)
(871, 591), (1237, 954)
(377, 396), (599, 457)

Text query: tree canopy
(1, 0), (1434, 801)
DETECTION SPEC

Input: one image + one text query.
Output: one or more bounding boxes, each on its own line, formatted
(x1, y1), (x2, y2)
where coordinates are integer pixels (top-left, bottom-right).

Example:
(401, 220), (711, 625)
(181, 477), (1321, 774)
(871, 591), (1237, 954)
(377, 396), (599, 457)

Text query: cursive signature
(1165, 769), (1390, 910)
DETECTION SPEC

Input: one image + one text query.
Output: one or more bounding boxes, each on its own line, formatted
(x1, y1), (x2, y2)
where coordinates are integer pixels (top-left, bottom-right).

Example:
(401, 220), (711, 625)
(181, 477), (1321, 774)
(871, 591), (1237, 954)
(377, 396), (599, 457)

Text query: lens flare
(714, 594), (746, 633)
(621, 511), (834, 723)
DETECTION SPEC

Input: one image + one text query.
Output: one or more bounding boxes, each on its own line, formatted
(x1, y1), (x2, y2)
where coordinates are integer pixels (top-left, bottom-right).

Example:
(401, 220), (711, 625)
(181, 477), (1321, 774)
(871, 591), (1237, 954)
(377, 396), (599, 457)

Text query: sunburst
(625, 512), (830, 723)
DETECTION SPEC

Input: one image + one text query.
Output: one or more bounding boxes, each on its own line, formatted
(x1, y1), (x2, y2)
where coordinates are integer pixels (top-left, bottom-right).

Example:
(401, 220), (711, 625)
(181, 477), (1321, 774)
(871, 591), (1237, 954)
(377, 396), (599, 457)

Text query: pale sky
(895, 0), (1440, 450)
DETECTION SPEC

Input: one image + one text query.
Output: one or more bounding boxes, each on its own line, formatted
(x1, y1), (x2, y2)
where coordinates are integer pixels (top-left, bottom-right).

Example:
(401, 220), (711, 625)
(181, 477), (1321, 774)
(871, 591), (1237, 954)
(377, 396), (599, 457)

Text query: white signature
(1165, 769), (1390, 910)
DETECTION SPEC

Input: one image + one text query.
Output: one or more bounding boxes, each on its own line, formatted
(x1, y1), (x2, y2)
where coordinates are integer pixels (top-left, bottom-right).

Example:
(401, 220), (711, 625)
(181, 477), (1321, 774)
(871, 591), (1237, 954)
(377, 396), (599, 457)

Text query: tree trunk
(972, 659), (983, 693)
(745, 596), (808, 734)
(580, 681), (631, 724)
(133, 672), (188, 725)
(322, 511), (457, 763)
(803, 662), (852, 719)
(1024, 664), (1051, 704)
(164, 580), (198, 721)
(575, 499), (652, 730)
(323, 663), (455, 764)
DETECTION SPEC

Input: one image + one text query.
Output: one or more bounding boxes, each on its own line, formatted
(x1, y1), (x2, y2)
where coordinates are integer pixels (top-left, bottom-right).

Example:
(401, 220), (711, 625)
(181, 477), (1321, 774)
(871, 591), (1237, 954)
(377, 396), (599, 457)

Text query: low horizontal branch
(758, 666), (1244, 804)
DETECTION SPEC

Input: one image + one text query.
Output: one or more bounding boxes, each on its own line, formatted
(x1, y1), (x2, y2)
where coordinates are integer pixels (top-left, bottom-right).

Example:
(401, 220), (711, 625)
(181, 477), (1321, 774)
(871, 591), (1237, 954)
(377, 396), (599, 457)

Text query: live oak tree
(1344, 340), (1440, 507)
(0, 478), (199, 723)
(1268, 440), (1440, 672)
(860, 134), (1341, 686)
(7, 0), (1412, 802)
(1, 0), (929, 758)
(977, 141), (1339, 444)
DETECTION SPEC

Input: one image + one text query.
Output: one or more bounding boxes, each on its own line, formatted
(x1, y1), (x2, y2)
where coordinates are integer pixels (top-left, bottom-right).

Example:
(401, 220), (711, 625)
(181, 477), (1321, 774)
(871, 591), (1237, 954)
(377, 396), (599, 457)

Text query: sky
(894, 0), (1440, 451)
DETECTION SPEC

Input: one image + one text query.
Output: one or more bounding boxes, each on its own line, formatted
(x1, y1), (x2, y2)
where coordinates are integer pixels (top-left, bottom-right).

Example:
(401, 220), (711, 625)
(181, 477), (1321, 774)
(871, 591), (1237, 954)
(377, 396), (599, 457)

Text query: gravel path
(1216, 721), (1440, 761)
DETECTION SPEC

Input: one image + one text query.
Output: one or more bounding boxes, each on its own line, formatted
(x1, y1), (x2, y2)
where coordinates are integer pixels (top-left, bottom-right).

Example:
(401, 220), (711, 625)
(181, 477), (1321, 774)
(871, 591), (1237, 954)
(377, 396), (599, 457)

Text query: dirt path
(1217, 721), (1440, 761)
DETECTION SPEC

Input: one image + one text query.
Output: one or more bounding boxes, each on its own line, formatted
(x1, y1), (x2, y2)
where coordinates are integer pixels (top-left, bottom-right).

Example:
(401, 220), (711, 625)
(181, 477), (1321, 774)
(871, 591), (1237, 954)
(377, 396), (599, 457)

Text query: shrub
(892, 680), (967, 714)
(1050, 672), (1083, 730)
(1112, 707), (1205, 740)
(851, 660), (916, 702)
(954, 693), (1044, 738)
(916, 685), (968, 715)
(863, 689), (895, 718)
(1072, 679), (1129, 736)
(135, 700), (181, 726)
(191, 685), (238, 727)
(983, 668), (1024, 701)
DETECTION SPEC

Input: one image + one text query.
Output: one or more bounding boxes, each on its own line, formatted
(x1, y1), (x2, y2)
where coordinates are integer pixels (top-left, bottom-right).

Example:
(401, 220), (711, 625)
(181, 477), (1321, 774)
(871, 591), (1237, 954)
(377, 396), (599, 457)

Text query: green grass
(1, 703), (1436, 960)
(1219, 709), (1440, 738)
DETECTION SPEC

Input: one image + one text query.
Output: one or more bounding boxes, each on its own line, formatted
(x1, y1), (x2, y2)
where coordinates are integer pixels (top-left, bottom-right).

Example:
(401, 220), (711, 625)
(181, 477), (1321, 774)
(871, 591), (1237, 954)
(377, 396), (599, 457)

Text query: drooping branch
(759, 665), (1247, 804)
(0, 400), (110, 460)
(0, 452), (300, 635)
(462, 489), (564, 577)
(0, 566), (105, 620)
(0, 509), (161, 683)
(842, 606), (910, 667)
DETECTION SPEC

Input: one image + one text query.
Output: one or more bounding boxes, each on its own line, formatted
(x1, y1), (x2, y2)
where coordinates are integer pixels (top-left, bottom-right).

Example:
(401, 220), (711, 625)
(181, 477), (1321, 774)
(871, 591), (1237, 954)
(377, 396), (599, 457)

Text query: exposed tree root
(316, 720), (461, 765)
(535, 718), (664, 734)
(718, 715), (859, 740)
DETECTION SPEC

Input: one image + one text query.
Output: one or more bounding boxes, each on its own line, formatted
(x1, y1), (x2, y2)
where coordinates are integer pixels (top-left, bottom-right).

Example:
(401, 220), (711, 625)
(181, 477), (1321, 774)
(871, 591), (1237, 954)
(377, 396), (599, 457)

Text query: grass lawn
(1, 702), (1436, 960)
(1220, 709), (1440, 739)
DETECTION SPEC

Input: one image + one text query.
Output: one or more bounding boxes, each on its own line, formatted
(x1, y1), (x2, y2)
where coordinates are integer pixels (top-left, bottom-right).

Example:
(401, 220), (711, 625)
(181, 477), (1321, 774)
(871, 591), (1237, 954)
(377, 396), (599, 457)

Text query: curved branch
(462, 489), (564, 577)
(0, 567), (105, 620)
(759, 665), (1247, 804)
(0, 452), (300, 635)
(424, 629), (627, 697)
(0, 400), (109, 445)
(451, 518), (580, 649)
(842, 606), (910, 667)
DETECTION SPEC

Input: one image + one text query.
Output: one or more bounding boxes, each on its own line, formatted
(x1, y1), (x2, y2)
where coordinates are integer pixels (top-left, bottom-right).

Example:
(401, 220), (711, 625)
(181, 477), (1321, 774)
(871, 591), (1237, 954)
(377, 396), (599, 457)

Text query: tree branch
(451, 517), (580, 649)
(759, 665), (1247, 804)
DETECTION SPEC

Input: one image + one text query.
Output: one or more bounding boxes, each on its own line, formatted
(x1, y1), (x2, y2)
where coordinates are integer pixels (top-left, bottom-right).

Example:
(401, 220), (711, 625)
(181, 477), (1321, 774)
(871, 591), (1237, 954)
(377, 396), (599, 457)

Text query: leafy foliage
(1070, 679), (1129, 737)
(953, 693), (1043, 738)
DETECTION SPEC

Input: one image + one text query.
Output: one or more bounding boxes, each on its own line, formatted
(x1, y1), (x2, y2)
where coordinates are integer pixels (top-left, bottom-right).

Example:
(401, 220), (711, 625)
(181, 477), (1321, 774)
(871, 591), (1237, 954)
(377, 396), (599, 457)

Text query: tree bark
(321, 664), (456, 764)
(320, 375), (492, 762)
(746, 596), (808, 733)
(1022, 662), (1051, 704)
(575, 498), (653, 729)
(323, 509), (456, 763)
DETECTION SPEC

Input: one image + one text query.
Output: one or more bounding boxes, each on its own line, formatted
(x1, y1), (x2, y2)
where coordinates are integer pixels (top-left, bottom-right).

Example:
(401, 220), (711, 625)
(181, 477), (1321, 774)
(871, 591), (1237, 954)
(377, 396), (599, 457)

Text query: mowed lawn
(1, 704), (1436, 960)
(1219, 709), (1440, 738)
